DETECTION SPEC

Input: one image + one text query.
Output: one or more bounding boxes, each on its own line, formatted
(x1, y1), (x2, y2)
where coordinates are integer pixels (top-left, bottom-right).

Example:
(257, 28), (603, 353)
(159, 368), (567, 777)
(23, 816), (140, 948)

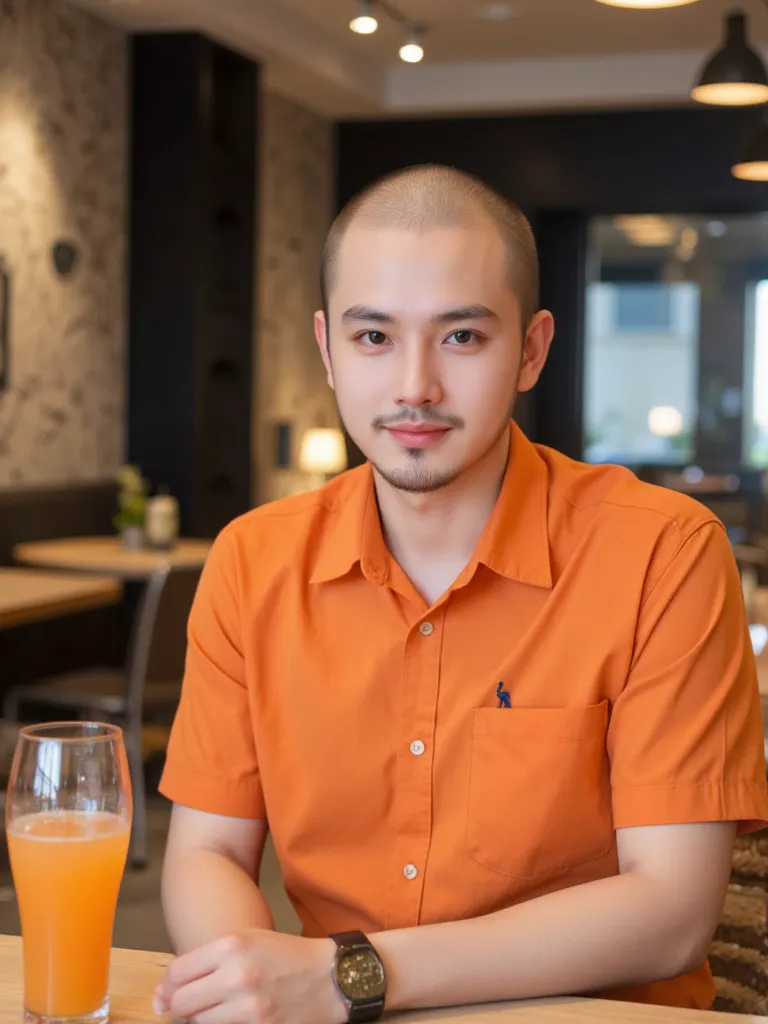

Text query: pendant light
(350, 0), (378, 35)
(732, 117), (768, 180)
(399, 23), (425, 63)
(691, 12), (768, 106)
(594, 1), (699, 7)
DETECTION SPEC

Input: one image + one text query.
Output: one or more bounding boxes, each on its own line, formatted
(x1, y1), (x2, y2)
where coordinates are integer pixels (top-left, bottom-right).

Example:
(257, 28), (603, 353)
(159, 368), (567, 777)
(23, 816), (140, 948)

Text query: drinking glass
(6, 722), (132, 1024)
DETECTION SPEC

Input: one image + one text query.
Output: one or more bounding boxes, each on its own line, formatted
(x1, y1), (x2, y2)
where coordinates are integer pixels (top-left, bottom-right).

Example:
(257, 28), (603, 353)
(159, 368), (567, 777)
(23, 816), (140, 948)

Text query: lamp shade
(350, 0), (378, 34)
(594, 0), (699, 7)
(691, 12), (768, 106)
(299, 428), (348, 474)
(732, 118), (768, 181)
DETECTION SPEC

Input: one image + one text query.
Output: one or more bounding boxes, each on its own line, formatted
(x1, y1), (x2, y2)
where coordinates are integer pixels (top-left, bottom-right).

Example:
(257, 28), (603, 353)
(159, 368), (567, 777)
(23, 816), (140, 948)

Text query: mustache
(371, 408), (465, 431)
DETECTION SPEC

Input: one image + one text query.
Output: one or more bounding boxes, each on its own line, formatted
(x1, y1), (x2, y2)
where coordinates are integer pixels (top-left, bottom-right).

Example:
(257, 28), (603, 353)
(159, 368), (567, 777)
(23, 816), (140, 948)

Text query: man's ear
(314, 310), (334, 389)
(517, 310), (555, 393)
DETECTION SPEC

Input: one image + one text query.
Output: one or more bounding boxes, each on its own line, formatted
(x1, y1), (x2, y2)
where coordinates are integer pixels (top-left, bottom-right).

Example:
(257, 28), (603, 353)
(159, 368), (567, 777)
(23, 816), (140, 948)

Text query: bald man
(155, 166), (768, 1024)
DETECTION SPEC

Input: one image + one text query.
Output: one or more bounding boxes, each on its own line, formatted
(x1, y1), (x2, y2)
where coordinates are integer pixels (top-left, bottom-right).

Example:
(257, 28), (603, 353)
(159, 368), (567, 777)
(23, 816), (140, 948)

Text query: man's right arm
(162, 804), (275, 954)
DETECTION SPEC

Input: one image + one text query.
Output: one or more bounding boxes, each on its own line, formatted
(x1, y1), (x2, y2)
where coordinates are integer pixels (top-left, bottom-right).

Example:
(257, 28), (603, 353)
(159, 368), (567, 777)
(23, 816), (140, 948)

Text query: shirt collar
(474, 421), (552, 589)
(310, 421), (552, 590)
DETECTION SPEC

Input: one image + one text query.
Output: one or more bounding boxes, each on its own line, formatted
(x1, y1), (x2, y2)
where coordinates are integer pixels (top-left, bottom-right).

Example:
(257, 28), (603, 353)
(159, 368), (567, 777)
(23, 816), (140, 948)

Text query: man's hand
(153, 930), (347, 1024)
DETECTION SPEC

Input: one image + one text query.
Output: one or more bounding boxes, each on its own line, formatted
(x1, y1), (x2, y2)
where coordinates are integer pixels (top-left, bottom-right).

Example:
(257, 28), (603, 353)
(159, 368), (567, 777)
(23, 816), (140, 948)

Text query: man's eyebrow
(340, 304), (499, 325)
(340, 306), (396, 324)
(433, 305), (499, 323)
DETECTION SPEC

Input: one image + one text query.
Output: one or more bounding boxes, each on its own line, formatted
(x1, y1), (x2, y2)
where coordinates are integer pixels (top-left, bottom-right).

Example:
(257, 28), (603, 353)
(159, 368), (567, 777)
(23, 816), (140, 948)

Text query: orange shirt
(160, 422), (768, 1010)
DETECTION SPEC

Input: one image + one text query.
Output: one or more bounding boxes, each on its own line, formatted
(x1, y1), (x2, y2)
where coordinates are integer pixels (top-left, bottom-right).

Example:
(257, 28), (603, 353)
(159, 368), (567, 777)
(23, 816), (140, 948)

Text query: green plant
(113, 464), (148, 531)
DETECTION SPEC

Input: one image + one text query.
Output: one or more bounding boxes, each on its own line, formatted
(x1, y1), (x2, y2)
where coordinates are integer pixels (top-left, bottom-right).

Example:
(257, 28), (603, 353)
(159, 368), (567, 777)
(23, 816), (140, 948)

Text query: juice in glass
(8, 811), (130, 1019)
(6, 721), (132, 1024)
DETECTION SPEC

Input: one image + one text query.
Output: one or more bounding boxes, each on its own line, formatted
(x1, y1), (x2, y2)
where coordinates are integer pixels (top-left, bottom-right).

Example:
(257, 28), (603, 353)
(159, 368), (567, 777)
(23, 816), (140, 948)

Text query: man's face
(315, 217), (552, 493)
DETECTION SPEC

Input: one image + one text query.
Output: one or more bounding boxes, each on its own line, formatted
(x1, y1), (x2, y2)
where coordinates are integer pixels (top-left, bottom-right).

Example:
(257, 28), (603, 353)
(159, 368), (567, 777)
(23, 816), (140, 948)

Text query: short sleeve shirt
(160, 422), (768, 1010)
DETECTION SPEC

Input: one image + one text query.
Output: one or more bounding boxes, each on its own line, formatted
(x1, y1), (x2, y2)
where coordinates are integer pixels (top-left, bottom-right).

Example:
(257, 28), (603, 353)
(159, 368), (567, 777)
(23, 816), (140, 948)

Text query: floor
(0, 797), (301, 952)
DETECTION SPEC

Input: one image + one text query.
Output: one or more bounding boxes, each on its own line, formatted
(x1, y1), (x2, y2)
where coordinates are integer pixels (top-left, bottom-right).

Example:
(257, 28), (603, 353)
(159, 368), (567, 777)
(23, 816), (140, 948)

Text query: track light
(350, 0), (378, 35)
(399, 23), (424, 63)
(691, 12), (768, 106)
(594, 0), (700, 7)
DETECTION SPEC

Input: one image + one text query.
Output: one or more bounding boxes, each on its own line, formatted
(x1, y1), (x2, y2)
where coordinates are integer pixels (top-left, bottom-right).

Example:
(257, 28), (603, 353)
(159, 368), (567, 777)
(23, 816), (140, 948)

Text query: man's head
(315, 164), (554, 494)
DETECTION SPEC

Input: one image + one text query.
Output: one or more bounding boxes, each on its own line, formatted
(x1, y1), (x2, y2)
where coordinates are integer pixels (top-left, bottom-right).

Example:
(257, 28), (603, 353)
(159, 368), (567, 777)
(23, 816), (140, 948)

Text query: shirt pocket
(465, 701), (613, 880)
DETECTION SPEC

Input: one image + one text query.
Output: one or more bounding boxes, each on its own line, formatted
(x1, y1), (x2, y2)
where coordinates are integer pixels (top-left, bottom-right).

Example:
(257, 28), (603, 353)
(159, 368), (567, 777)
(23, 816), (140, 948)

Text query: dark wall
(0, 482), (125, 692)
(337, 106), (768, 216)
(336, 106), (768, 458)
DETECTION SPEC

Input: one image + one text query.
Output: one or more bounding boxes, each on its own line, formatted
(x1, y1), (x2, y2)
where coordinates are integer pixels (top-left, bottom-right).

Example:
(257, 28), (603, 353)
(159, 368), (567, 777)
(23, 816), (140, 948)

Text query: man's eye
(360, 331), (388, 346)
(446, 329), (477, 345)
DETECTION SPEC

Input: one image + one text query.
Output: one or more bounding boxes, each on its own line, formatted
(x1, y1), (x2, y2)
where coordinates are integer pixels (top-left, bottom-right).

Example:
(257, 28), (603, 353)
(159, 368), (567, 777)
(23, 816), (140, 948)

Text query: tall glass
(6, 723), (132, 1024)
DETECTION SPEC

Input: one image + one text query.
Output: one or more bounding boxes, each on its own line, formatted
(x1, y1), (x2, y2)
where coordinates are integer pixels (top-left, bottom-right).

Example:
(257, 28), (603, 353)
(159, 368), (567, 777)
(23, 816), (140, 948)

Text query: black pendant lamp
(691, 11), (768, 106)
(732, 117), (768, 180)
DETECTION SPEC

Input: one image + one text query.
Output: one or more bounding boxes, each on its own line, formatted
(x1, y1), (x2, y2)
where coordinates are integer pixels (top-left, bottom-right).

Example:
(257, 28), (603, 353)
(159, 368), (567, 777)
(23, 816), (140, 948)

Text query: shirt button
(410, 740), (425, 756)
(419, 622), (434, 636)
(404, 864), (419, 880)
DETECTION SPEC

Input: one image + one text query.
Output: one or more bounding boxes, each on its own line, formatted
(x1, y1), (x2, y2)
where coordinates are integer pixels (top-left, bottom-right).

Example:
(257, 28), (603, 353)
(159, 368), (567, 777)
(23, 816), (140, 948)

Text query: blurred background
(0, 0), (767, 1011)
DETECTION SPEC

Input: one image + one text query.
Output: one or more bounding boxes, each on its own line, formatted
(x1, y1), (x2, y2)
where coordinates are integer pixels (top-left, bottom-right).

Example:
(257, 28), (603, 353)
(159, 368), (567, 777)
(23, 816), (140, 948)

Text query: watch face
(336, 949), (386, 1001)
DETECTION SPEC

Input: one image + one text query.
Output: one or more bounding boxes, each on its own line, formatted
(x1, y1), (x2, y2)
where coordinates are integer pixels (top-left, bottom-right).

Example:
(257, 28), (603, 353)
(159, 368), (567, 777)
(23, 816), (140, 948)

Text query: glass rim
(18, 721), (124, 744)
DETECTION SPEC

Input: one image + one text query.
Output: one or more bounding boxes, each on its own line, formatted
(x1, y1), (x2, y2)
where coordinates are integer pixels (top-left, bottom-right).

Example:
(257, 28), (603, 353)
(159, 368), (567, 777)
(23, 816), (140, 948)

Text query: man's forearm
(162, 848), (275, 954)
(373, 873), (708, 1011)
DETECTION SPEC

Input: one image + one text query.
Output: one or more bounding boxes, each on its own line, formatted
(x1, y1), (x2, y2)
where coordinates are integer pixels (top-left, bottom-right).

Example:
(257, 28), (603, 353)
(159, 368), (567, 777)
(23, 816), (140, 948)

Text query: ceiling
(69, 0), (768, 116)
(281, 0), (768, 63)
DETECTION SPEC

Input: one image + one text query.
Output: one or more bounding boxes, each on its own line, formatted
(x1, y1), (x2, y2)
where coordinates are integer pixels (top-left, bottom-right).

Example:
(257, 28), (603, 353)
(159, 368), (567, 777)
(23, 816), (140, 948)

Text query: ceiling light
(350, 0), (378, 34)
(691, 12), (768, 106)
(614, 215), (677, 247)
(594, 0), (700, 7)
(732, 117), (768, 180)
(399, 24), (424, 63)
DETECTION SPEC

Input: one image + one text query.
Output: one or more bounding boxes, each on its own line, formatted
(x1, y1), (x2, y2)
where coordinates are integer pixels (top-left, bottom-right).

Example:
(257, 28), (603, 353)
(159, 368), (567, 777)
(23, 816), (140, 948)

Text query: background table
(0, 567), (121, 630)
(11, 537), (211, 866)
(14, 536), (212, 581)
(0, 935), (764, 1023)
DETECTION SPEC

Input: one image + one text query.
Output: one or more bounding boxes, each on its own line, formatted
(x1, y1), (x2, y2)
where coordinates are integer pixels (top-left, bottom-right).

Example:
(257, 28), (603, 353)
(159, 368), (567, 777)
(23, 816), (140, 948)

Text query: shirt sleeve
(609, 520), (768, 835)
(159, 524), (266, 819)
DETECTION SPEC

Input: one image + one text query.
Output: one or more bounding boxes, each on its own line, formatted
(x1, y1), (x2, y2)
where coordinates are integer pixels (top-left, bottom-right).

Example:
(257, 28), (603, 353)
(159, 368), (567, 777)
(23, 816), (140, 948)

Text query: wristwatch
(330, 930), (387, 1023)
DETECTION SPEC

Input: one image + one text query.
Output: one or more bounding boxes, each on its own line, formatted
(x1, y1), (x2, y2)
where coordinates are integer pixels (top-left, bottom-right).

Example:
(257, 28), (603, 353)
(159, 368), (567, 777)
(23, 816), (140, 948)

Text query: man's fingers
(159, 935), (245, 1001)
(186, 995), (264, 1024)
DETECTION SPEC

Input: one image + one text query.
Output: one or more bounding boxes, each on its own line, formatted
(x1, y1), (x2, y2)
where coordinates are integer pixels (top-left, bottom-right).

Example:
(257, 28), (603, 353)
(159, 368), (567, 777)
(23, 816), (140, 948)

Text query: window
(584, 279), (698, 466)
(746, 281), (768, 467)
(584, 213), (768, 470)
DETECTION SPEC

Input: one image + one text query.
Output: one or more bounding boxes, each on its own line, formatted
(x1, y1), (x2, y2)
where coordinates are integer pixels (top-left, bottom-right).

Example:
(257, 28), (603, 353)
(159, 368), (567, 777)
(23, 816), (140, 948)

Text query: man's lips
(384, 424), (452, 447)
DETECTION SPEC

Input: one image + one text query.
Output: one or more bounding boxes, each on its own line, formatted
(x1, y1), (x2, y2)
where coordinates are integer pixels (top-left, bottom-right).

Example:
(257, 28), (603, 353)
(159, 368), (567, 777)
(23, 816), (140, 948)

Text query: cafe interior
(0, 0), (767, 1018)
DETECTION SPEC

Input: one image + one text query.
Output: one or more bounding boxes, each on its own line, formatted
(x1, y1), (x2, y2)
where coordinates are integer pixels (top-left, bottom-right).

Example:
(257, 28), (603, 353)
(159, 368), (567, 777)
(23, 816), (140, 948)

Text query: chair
(2, 564), (201, 868)
(710, 830), (768, 1016)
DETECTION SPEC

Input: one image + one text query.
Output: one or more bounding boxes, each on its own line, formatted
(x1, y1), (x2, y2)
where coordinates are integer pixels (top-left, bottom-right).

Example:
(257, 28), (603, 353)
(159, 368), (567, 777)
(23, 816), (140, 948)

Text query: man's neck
(372, 428), (511, 606)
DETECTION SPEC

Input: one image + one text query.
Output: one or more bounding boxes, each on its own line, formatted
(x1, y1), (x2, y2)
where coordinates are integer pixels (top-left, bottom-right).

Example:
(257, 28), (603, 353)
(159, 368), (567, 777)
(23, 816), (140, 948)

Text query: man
(155, 165), (768, 1023)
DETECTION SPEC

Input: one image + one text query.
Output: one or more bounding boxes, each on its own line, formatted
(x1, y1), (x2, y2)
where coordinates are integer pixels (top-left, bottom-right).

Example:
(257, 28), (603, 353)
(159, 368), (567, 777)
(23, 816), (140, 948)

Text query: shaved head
(321, 164), (539, 329)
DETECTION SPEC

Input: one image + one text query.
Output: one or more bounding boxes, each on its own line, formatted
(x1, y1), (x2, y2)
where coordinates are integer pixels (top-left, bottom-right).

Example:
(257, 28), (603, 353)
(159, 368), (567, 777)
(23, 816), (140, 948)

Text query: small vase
(120, 526), (145, 551)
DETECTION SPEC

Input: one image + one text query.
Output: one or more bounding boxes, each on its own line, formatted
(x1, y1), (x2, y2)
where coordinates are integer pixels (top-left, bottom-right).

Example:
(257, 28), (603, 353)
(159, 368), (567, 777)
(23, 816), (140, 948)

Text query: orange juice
(7, 810), (130, 1018)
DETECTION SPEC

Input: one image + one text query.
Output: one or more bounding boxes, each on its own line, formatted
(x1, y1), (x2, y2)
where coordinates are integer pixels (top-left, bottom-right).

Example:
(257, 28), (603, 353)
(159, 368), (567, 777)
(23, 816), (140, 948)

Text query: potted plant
(114, 465), (148, 550)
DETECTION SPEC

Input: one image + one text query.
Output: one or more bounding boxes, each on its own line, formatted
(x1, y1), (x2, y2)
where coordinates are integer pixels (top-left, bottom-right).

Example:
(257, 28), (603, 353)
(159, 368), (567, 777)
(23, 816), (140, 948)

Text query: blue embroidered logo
(496, 682), (511, 709)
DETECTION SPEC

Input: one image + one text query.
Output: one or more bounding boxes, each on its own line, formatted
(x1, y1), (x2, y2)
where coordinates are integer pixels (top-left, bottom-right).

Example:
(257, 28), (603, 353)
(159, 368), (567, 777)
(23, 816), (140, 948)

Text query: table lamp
(299, 428), (348, 489)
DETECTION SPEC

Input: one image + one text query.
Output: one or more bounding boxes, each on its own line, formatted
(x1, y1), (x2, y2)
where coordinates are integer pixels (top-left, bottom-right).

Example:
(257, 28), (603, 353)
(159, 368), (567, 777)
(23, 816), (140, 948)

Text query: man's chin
(372, 461), (462, 495)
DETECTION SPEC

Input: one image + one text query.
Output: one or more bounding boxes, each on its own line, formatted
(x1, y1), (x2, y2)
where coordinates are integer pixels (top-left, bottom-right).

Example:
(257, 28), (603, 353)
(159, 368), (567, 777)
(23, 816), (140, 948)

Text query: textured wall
(0, 0), (127, 486)
(255, 92), (338, 505)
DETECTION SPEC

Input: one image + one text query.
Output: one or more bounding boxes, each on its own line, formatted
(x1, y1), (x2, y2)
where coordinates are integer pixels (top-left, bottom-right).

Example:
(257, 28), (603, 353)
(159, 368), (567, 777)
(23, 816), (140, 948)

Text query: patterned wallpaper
(255, 91), (339, 505)
(0, 0), (127, 487)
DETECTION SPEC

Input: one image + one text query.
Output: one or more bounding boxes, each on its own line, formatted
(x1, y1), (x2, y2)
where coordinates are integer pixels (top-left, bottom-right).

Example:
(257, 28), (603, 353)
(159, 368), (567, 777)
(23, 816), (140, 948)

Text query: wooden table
(0, 936), (764, 1023)
(14, 536), (212, 582)
(0, 567), (121, 630)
